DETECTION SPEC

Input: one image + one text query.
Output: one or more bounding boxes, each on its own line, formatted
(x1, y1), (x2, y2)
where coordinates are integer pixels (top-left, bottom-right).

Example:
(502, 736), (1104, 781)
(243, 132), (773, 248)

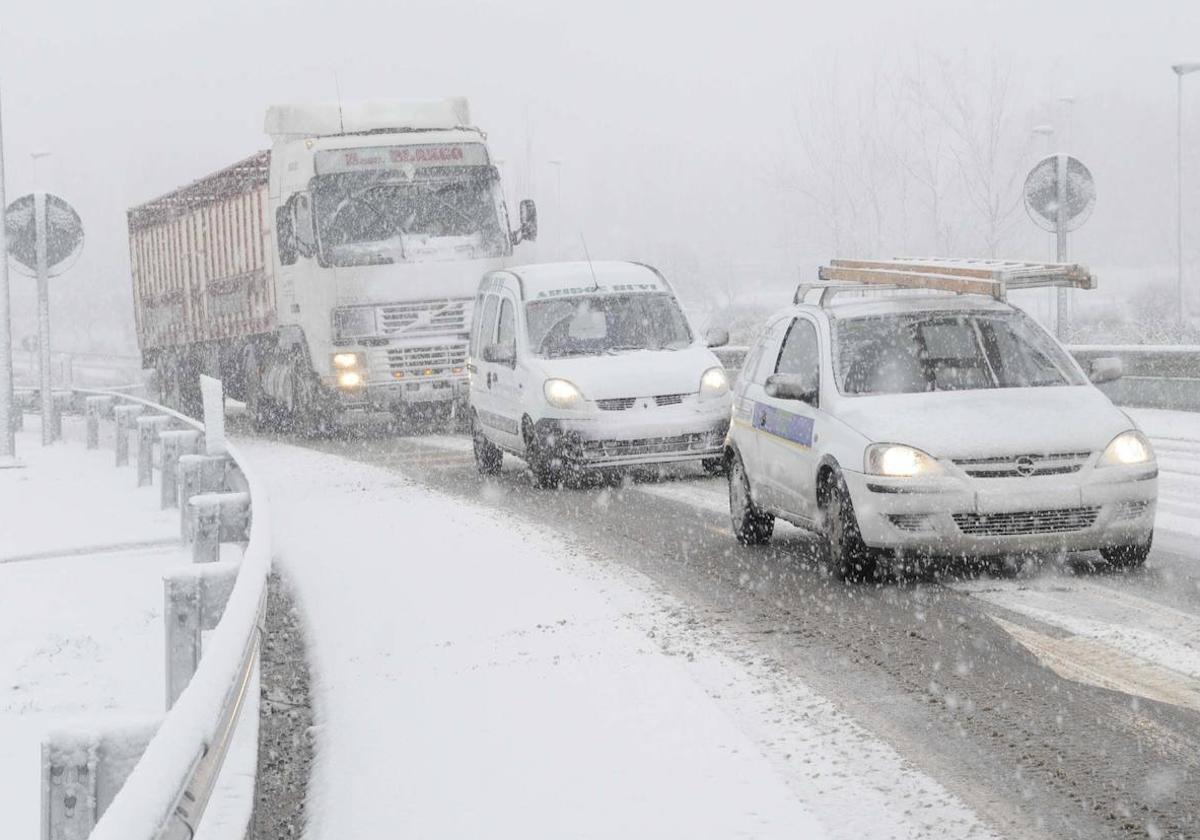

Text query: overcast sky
(3, 0), (1200, 349)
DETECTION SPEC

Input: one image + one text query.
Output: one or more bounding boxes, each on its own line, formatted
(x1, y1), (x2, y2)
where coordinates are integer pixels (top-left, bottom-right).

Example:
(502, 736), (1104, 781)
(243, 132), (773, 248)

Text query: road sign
(5, 192), (83, 276)
(1023, 154), (1096, 234)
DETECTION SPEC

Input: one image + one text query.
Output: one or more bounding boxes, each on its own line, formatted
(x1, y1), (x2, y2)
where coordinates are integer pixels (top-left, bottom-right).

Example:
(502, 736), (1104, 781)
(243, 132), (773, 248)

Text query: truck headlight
(544, 378), (584, 409)
(1099, 430), (1153, 467)
(865, 443), (943, 477)
(699, 366), (729, 400)
(333, 352), (361, 370)
(337, 370), (363, 389)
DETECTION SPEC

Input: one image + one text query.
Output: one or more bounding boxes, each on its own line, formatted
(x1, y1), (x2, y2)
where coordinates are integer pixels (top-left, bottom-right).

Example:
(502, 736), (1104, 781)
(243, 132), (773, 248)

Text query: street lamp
(1172, 62), (1200, 323)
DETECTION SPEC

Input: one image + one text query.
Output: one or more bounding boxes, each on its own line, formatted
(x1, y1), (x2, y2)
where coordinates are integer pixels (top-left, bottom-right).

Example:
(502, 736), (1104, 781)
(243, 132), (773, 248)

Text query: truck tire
(822, 473), (878, 582)
(728, 452), (773, 545)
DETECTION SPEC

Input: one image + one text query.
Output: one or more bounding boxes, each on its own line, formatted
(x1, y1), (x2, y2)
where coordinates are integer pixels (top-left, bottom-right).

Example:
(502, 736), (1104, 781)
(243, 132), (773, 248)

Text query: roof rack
(795, 258), (1096, 306)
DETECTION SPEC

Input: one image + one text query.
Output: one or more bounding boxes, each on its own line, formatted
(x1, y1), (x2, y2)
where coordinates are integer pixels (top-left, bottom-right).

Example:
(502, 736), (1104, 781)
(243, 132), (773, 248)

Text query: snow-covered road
(242, 436), (998, 839)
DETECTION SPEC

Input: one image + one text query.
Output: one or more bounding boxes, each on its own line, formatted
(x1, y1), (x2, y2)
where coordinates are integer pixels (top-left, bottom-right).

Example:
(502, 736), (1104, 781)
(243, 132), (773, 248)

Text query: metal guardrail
(24, 388), (269, 840)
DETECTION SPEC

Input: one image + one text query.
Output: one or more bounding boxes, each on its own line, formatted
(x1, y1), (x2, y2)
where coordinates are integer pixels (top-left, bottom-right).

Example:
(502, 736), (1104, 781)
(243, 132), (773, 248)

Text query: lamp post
(1172, 62), (1200, 323)
(1031, 125), (1056, 323)
(0, 86), (12, 460)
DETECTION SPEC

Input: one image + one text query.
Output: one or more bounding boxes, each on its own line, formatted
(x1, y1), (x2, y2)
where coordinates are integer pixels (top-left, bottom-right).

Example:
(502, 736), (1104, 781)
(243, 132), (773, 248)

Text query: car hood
(835, 386), (1132, 459)
(532, 346), (721, 401)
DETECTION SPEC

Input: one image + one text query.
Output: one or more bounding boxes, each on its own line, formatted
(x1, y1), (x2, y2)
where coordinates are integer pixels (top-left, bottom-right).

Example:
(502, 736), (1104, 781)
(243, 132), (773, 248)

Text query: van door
(735, 317), (789, 505)
(487, 292), (524, 450)
(758, 317), (822, 523)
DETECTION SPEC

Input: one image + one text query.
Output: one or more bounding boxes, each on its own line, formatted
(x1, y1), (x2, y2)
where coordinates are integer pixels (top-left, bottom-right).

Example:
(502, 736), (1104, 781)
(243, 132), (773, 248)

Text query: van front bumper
(533, 402), (730, 468)
(843, 466), (1158, 555)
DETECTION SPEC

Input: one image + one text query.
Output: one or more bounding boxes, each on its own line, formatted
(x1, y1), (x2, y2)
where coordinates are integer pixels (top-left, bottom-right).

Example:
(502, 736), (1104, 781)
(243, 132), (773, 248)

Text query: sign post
(34, 191), (52, 443)
(0, 88), (13, 460)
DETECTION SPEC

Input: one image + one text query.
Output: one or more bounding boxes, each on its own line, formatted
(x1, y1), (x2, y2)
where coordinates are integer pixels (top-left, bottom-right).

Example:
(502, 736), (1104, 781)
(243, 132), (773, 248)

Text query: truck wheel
(823, 473), (878, 582)
(472, 413), (503, 476)
(1100, 534), (1152, 568)
(728, 452), (773, 545)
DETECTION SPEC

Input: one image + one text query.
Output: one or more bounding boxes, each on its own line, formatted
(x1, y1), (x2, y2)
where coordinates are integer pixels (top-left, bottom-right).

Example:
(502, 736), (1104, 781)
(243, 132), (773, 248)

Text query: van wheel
(522, 418), (561, 488)
(728, 452), (773, 545)
(823, 473), (877, 582)
(1100, 534), (1152, 568)
(702, 456), (726, 476)
(472, 413), (503, 475)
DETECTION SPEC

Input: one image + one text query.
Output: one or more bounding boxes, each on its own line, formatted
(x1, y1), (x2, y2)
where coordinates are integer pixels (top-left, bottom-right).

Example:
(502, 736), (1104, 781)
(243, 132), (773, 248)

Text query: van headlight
(865, 443), (943, 477)
(1099, 430), (1153, 467)
(544, 378), (585, 409)
(699, 366), (729, 400)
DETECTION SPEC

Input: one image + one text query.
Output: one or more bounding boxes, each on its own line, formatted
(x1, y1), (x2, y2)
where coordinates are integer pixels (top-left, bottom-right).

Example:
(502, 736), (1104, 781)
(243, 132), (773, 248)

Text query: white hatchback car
(468, 261), (732, 484)
(726, 260), (1158, 580)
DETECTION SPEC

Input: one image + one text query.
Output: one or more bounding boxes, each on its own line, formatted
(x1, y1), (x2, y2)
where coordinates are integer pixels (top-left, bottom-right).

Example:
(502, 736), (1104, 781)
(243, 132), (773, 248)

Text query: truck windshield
(833, 311), (1085, 395)
(311, 168), (509, 267)
(526, 293), (693, 358)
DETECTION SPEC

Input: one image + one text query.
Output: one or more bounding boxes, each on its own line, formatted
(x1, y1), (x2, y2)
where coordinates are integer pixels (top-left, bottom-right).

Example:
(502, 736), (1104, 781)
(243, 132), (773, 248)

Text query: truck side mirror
(513, 199), (537, 244)
(288, 192), (317, 259)
(276, 206), (298, 266)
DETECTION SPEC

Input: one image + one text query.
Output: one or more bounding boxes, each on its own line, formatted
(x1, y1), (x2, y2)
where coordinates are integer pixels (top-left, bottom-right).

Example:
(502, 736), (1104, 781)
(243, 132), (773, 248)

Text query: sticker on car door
(752, 402), (814, 448)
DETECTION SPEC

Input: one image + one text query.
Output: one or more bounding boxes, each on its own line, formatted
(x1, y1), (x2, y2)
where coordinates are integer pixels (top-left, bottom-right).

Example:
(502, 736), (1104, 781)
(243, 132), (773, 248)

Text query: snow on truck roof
(265, 98), (472, 140)
(499, 261), (672, 300)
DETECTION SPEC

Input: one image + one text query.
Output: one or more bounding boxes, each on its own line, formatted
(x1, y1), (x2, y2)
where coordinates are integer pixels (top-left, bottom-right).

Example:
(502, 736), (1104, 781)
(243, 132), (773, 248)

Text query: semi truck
(127, 98), (537, 429)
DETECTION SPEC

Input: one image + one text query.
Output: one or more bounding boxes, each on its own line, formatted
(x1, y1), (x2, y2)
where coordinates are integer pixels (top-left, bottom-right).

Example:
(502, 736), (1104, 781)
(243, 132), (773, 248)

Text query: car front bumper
(843, 466), (1158, 555)
(533, 402), (730, 469)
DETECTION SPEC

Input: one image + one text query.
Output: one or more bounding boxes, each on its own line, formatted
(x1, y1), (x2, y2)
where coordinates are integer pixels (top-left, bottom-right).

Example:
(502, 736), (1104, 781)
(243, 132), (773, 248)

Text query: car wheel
(472, 413), (503, 476)
(728, 452), (774, 545)
(823, 474), (878, 582)
(1100, 534), (1152, 568)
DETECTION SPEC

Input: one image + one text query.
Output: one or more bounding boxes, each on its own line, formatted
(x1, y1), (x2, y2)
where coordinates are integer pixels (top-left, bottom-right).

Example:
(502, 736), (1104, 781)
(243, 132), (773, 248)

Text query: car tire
(472, 413), (503, 476)
(823, 474), (878, 582)
(1100, 534), (1152, 568)
(728, 452), (774, 545)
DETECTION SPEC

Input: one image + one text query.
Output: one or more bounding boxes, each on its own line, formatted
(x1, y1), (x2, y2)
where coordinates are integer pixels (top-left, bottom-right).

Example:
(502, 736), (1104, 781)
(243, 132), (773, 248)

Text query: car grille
(383, 344), (468, 377)
(953, 451), (1092, 478)
(888, 514), (934, 532)
(595, 393), (690, 411)
(952, 507), (1100, 536)
(580, 432), (720, 460)
(377, 298), (470, 337)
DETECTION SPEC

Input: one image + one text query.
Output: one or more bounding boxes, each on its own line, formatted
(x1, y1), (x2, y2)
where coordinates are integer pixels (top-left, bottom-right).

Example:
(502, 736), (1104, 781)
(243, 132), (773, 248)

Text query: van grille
(953, 451), (1092, 478)
(595, 393), (690, 411)
(952, 507), (1100, 536)
(378, 298), (470, 337)
(580, 431), (722, 461)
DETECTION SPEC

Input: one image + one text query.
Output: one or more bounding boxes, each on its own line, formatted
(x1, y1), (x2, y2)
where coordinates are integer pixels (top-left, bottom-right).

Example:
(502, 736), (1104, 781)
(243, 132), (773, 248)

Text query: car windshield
(526, 293), (693, 358)
(833, 310), (1085, 395)
(311, 169), (509, 266)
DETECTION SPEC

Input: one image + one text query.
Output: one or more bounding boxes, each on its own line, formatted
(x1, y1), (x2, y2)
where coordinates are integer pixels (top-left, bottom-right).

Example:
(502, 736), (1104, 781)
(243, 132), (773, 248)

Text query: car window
(497, 298), (516, 353)
(775, 318), (820, 391)
(476, 294), (500, 352)
(751, 320), (789, 385)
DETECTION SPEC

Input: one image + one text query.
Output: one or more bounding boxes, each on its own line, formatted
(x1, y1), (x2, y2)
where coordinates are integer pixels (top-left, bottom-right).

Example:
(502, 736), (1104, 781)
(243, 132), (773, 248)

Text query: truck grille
(952, 507), (1100, 536)
(378, 299), (470, 337)
(384, 344), (468, 377)
(580, 432), (721, 461)
(953, 451), (1092, 478)
(595, 393), (691, 411)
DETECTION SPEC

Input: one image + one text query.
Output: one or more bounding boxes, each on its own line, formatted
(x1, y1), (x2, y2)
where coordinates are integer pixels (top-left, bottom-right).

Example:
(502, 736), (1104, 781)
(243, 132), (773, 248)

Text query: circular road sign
(1023, 154), (1096, 233)
(5, 192), (84, 277)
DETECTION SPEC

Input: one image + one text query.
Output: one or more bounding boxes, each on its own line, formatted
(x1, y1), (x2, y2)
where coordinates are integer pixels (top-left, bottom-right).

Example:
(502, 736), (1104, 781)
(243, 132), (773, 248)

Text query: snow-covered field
(244, 436), (998, 840)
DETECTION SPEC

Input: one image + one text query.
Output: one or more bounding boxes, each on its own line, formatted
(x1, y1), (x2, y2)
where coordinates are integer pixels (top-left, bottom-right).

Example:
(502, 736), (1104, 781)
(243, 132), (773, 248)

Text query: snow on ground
(241, 436), (997, 840)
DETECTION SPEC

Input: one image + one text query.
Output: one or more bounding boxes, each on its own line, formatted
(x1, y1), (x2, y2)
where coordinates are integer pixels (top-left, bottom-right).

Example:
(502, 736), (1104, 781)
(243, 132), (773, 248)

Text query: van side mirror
(512, 199), (538, 244)
(483, 343), (516, 366)
(765, 373), (818, 406)
(705, 327), (730, 348)
(1088, 356), (1123, 385)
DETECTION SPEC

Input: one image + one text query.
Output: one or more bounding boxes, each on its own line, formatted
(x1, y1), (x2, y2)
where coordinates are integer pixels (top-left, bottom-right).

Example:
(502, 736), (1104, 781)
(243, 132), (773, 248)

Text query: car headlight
(333, 352), (361, 370)
(1099, 430), (1154, 467)
(865, 443), (943, 477)
(544, 378), (585, 409)
(699, 366), (729, 399)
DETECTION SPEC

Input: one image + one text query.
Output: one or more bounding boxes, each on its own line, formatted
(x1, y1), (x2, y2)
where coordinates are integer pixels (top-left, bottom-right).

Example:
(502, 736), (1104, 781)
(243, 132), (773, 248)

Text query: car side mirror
(705, 327), (730, 348)
(512, 199), (538, 244)
(765, 373), (818, 406)
(1088, 356), (1123, 385)
(483, 343), (516, 366)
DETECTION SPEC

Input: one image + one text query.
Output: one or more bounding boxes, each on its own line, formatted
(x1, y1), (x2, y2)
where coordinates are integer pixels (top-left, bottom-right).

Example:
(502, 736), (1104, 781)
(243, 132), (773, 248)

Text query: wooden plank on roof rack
(831, 258), (1007, 281)
(817, 265), (1004, 299)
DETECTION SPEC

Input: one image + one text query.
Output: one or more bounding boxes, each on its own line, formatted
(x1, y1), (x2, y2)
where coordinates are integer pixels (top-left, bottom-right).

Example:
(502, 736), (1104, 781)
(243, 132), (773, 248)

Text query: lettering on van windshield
(535, 283), (661, 298)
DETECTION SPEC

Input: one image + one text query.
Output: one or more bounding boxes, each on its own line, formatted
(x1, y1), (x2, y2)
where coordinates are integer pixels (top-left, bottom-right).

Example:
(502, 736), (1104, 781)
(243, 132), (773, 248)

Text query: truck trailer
(127, 98), (537, 429)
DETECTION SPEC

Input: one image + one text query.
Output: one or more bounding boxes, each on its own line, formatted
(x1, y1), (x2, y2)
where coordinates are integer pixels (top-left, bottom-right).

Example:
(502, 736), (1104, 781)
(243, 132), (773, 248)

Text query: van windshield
(526, 293), (693, 358)
(833, 311), (1085, 395)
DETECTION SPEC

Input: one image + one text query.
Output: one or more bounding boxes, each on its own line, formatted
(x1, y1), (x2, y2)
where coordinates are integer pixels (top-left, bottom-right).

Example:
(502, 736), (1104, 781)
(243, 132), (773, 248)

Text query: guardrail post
(164, 563), (239, 708)
(160, 430), (202, 509)
(184, 492), (248, 564)
(42, 723), (158, 840)
(135, 415), (170, 487)
(113, 405), (142, 467)
(178, 454), (228, 534)
(84, 396), (112, 449)
(10, 400), (22, 433)
(48, 392), (70, 443)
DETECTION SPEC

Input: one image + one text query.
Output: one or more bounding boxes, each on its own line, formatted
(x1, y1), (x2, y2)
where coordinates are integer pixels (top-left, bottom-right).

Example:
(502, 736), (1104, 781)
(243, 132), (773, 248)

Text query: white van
(468, 261), (732, 484)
